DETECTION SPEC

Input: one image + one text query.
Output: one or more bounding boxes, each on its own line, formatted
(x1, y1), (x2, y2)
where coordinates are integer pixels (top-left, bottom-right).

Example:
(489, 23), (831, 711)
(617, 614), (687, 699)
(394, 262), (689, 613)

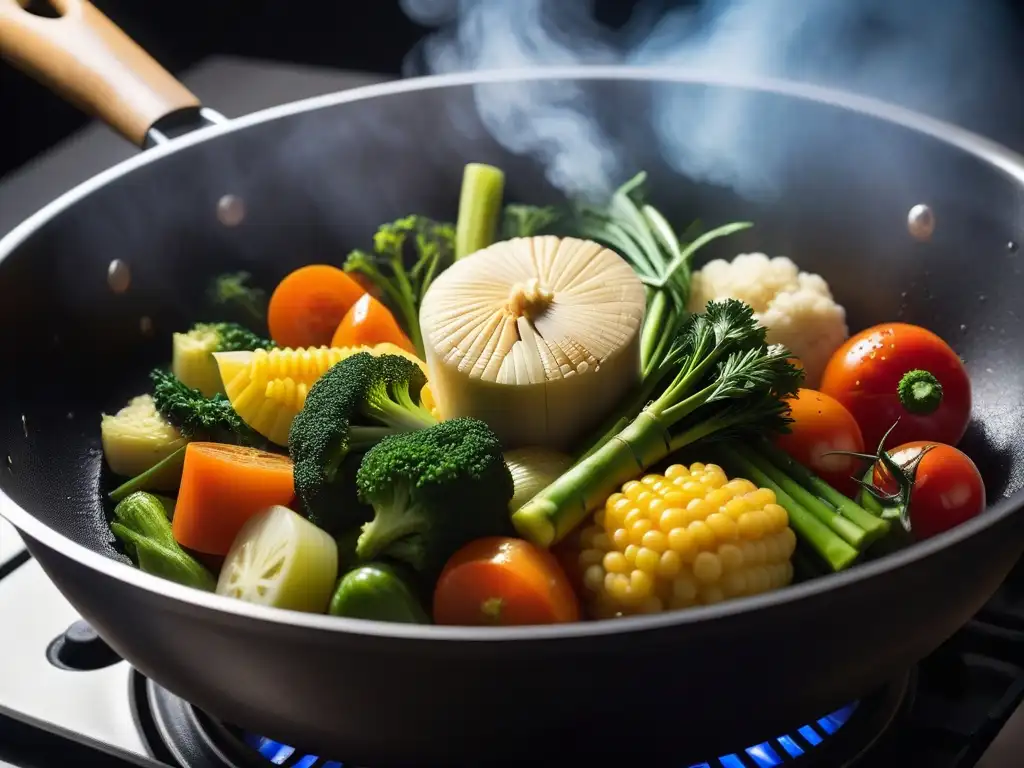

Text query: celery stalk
(455, 163), (505, 260)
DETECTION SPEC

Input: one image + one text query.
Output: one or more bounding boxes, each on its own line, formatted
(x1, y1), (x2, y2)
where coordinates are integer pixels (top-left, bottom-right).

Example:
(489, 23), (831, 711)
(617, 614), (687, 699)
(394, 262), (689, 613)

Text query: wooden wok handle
(0, 0), (201, 146)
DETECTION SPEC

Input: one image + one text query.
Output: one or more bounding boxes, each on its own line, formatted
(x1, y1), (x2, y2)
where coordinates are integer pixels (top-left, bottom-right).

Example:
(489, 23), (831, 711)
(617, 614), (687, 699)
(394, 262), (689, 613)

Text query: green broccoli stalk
(355, 417), (515, 579)
(206, 272), (268, 329)
(149, 369), (269, 449)
(343, 216), (455, 359)
(288, 352), (437, 536)
(172, 322), (275, 397)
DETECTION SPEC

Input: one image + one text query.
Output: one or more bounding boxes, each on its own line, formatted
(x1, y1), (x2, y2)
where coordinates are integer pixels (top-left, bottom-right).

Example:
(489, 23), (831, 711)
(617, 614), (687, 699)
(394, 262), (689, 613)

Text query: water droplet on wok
(1008, 241), (1018, 253)
(960, 324), (968, 333)
(907, 204), (935, 242)
(107, 259), (130, 293)
(21, 415), (28, 438)
(217, 195), (246, 227)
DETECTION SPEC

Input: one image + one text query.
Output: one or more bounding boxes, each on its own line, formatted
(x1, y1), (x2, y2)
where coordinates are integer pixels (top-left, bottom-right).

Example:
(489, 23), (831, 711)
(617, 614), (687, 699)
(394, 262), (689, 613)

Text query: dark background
(2, 0), (1024, 179)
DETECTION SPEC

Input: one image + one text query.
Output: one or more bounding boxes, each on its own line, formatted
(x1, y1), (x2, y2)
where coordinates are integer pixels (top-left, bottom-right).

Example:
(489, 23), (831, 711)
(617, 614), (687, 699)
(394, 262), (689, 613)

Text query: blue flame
(687, 701), (859, 768)
(242, 700), (858, 767)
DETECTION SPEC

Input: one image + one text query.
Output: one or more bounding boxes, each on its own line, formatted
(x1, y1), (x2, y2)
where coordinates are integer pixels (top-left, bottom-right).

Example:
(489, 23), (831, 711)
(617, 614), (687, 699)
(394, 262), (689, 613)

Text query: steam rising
(400, 0), (1018, 199)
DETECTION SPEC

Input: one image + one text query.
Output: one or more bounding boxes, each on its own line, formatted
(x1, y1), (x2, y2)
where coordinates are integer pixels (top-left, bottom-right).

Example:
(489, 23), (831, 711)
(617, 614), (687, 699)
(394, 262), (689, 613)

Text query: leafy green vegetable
(206, 272), (268, 328)
(355, 417), (514, 580)
(149, 369), (269, 449)
(108, 445), (187, 502)
(500, 203), (562, 239)
(343, 216), (456, 358)
(288, 352), (436, 537)
(110, 492), (214, 590)
(329, 562), (430, 623)
(512, 299), (803, 547)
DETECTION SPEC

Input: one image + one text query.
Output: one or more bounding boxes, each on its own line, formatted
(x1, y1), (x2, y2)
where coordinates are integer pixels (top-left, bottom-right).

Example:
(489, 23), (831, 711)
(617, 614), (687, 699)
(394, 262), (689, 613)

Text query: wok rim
(1, 64), (1023, 641)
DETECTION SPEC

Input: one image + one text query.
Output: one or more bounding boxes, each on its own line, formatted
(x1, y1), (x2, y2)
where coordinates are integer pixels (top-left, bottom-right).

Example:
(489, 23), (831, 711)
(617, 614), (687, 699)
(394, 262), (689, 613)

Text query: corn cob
(573, 462), (796, 619)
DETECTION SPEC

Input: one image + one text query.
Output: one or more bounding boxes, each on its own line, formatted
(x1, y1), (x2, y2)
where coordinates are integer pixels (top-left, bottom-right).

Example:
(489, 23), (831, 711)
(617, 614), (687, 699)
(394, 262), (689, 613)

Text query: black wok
(2, 2), (1024, 765)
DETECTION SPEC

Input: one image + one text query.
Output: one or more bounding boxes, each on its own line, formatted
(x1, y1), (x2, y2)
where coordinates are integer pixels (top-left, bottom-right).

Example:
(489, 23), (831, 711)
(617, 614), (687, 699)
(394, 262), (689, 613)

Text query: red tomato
(873, 441), (985, 540)
(776, 388), (865, 497)
(433, 537), (580, 626)
(820, 323), (971, 450)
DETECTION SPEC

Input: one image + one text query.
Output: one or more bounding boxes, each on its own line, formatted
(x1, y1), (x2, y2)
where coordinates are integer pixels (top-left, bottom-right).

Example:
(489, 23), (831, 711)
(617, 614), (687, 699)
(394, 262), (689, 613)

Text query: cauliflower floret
(688, 253), (848, 387)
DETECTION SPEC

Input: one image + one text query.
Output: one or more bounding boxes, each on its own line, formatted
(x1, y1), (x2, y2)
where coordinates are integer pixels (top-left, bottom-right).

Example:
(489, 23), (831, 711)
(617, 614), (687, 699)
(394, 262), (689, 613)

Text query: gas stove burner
(132, 670), (911, 768)
(689, 673), (910, 767)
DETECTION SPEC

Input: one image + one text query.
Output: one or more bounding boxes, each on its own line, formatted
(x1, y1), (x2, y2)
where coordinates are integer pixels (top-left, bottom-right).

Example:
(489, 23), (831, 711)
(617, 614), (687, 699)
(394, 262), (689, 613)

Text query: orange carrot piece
(331, 292), (416, 354)
(172, 443), (296, 556)
(268, 265), (365, 348)
(433, 537), (581, 626)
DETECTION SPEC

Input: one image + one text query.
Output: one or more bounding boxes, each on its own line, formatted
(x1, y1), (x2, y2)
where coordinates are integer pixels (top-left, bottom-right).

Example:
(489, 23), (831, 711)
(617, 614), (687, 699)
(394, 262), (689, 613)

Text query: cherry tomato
(820, 323), (971, 450)
(776, 388), (865, 497)
(433, 537), (581, 626)
(331, 293), (416, 354)
(872, 441), (985, 541)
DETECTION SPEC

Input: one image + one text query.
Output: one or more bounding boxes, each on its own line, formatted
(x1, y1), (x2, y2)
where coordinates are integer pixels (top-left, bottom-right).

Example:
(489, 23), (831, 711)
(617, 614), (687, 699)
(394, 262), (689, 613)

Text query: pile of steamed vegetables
(99, 163), (984, 625)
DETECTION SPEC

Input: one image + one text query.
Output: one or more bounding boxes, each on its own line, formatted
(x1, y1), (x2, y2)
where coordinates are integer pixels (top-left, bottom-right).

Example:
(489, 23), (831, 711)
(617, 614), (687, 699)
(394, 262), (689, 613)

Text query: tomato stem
(481, 597), (504, 624)
(898, 369), (943, 415)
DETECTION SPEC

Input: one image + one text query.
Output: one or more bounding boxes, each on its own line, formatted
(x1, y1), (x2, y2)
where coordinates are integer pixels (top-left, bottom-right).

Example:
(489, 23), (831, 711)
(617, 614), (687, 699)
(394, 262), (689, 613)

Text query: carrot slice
(172, 443), (296, 556)
(331, 293), (416, 354)
(268, 265), (365, 348)
(433, 537), (581, 626)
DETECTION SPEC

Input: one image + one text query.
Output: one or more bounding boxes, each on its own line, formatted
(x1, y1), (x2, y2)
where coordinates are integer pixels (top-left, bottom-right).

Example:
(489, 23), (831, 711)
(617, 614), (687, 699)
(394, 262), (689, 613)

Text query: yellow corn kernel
(622, 481), (644, 500)
(662, 491), (692, 509)
(706, 512), (739, 541)
(606, 493), (626, 510)
(668, 527), (698, 563)
(641, 529), (668, 553)
(629, 520), (654, 544)
(603, 552), (629, 574)
(659, 507), (687, 531)
(576, 466), (797, 619)
(665, 464), (689, 480)
(646, 498), (668, 518)
(635, 547), (660, 573)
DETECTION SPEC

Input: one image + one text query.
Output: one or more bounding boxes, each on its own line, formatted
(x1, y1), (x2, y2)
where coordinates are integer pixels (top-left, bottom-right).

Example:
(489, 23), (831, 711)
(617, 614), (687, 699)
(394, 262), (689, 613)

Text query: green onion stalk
(512, 299), (802, 548)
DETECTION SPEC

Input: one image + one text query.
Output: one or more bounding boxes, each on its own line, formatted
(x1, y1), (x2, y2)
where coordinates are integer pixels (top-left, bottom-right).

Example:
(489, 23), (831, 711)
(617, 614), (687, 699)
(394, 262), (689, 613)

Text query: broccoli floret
(150, 369), (269, 449)
(201, 322), (275, 353)
(173, 322), (275, 396)
(343, 215), (455, 359)
(354, 417), (515, 579)
(288, 352), (437, 535)
(206, 272), (268, 327)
